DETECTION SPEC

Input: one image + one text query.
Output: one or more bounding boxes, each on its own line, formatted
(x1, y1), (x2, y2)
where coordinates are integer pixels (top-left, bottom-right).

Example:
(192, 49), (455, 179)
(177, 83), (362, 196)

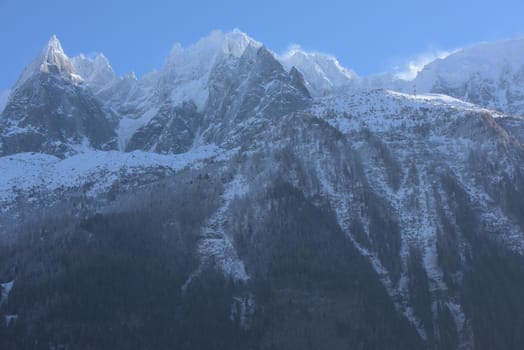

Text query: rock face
(125, 101), (202, 154)
(1, 31), (524, 350)
(201, 45), (311, 146)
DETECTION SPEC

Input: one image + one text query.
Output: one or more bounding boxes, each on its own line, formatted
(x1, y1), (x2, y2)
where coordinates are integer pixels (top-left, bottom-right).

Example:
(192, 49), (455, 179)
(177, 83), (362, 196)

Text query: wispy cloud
(395, 49), (457, 80)
(277, 44), (356, 78)
(279, 43), (304, 59)
(278, 43), (341, 62)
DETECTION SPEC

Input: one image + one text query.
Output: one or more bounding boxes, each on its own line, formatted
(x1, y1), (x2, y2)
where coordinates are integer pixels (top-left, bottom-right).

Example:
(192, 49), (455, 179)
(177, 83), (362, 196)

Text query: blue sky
(1, 0), (523, 90)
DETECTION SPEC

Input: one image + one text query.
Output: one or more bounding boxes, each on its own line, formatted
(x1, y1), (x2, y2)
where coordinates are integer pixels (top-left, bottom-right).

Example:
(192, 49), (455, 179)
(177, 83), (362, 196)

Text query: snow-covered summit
(279, 46), (358, 96)
(415, 38), (524, 92)
(71, 53), (117, 92)
(165, 29), (261, 67)
(158, 29), (262, 110)
(407, 38), (524, 115)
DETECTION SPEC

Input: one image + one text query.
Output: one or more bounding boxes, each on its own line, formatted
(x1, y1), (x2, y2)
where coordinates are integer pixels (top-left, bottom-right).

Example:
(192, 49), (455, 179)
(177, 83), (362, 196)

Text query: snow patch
(4, 314), (18, 327)
(0, 280), (14, 305)
(0, 145), (223, 211)
(447, 302), (466, 333)
(231, 294), (255, 329)
(183, 174), (250, 290)
(116, 107), (159, 150)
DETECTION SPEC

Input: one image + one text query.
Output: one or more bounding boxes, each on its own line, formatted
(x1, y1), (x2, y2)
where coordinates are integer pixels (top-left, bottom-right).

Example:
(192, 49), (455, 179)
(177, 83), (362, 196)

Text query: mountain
(413, 38), (524, 116)
(0, 36), (117, 157)
(1, 31), (524, 350)
(279, 38), (524, 117)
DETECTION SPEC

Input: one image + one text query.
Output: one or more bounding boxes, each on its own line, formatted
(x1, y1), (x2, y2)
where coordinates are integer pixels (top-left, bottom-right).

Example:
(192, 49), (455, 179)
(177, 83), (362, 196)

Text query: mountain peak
(157, 29), (262, 110)
(46, 34), (63, 52)
(37, 35), (74, 75)
(278, 45), (357, 96)
(223, 28), (261, 57)
(165, 29), (261, 67)
(14, 35), (80, 89)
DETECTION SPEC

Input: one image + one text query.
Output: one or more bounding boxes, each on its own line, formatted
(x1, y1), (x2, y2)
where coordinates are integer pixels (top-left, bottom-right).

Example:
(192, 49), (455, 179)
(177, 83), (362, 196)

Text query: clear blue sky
(1, 0), (523, 90)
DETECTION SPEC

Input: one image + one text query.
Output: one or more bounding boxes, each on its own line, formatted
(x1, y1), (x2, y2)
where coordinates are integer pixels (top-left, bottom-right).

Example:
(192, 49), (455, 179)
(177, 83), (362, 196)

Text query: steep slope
(0, 90), (10, 114)
(200, 45), (311, 146)
(2, 86), (524, 349)
(309, 88), (524, 348)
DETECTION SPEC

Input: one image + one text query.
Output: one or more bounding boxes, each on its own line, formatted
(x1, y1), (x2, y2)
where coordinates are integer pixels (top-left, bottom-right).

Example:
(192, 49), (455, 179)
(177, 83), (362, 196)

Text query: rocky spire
(14, 35), (80, 89)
